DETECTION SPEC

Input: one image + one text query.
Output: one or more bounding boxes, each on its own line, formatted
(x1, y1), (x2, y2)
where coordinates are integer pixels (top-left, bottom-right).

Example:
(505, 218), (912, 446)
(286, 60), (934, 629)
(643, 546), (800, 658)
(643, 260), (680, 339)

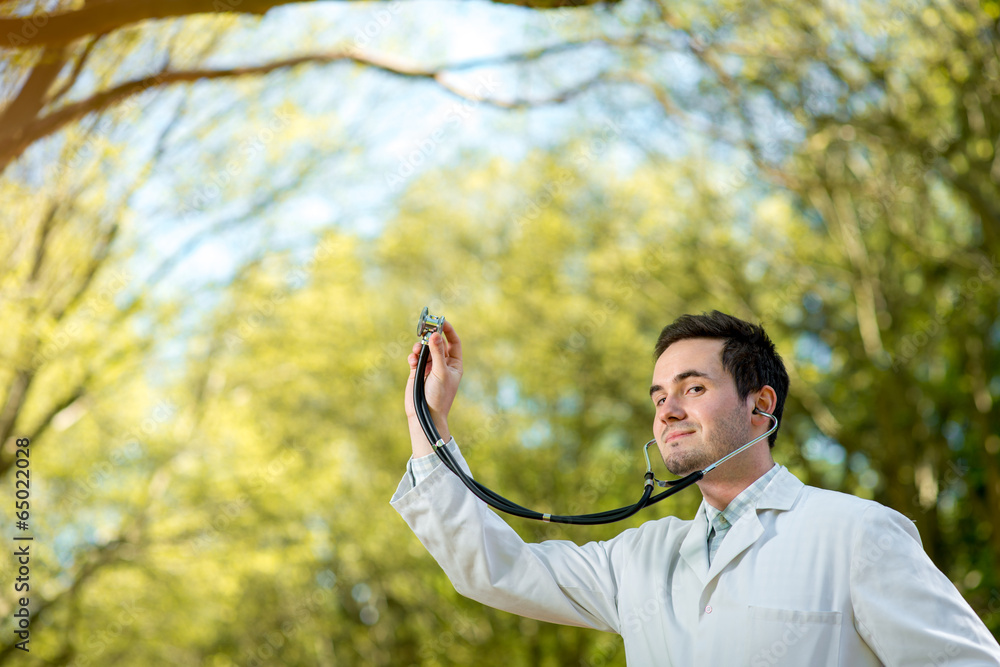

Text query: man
(391, 311), (1000, 665)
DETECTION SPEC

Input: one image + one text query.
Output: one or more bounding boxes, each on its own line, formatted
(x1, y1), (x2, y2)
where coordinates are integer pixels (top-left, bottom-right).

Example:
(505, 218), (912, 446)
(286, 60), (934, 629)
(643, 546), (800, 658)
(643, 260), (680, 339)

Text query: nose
(655, 395), (685, 427)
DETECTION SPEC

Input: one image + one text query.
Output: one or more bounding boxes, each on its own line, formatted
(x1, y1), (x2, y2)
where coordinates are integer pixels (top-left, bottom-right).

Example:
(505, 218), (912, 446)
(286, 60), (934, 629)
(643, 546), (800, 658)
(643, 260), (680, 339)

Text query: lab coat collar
(755, 464), (804, 511)
(679, 465), (804, 585)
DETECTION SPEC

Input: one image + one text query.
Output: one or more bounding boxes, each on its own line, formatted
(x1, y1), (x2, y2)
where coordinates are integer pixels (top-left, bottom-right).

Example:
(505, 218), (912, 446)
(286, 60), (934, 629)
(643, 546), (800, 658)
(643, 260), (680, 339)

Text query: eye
(687, 385), (705, 395)
(655, 397), (665, 406)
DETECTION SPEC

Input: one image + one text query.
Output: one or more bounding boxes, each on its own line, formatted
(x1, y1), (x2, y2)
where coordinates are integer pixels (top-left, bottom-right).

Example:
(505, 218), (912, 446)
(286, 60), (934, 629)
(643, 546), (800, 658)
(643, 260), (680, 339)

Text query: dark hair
(653, 311), (789, 447)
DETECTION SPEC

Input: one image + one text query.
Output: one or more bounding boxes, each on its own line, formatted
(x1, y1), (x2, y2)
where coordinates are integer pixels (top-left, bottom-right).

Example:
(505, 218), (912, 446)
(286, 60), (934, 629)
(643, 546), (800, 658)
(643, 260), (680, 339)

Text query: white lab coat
(391, 443), (1000, 666)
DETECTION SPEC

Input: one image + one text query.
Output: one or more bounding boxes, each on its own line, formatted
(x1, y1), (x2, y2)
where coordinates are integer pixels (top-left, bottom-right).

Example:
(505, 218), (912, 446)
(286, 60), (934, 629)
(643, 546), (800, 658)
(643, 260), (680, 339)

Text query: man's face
(649, 338), (753, 476)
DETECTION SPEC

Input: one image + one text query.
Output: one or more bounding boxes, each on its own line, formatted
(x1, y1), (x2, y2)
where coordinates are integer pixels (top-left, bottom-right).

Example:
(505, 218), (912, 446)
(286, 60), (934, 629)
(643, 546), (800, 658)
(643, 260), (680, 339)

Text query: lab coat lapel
(706, 466), (804, 581)
(706, 512), (764, 580)
(679, 504), (710, 584)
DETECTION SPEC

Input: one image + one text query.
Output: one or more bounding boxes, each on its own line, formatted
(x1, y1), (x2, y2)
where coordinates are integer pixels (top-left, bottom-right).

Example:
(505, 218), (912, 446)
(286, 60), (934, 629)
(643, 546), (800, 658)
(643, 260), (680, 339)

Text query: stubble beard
(662, 404), (753, 477)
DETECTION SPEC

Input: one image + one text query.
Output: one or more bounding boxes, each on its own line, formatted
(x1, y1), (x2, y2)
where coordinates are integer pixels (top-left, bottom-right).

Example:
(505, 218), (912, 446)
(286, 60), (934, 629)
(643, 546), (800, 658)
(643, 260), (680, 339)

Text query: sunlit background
(1, 0), (999, 663)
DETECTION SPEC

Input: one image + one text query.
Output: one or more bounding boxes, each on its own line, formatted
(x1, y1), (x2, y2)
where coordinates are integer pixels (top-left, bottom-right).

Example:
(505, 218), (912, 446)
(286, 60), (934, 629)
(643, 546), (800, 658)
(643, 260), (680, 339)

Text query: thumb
(427, 332), (447, 377)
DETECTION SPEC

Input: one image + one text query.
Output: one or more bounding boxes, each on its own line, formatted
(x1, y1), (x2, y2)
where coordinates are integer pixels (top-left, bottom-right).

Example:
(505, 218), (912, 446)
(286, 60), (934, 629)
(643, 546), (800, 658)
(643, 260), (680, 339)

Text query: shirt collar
(702, 462), (780, 534)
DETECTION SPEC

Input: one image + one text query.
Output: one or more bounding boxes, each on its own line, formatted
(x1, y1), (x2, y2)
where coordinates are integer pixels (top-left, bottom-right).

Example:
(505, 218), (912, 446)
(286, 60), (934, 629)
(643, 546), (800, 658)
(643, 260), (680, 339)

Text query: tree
(5, 149), (766, 664)
(639, 0), (1000, 612)
(2, 0), (998, 662)
(0, 0), (615, 174)
(1, 1), (632, 660)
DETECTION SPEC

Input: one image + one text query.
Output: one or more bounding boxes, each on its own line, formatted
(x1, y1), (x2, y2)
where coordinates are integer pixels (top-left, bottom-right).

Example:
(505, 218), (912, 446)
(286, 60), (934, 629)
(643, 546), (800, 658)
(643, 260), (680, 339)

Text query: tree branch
(0, 48), (607, 172)
(0, 0), (613, 51)
(0, 45), (68, 144)
(47, 34), (103, 107)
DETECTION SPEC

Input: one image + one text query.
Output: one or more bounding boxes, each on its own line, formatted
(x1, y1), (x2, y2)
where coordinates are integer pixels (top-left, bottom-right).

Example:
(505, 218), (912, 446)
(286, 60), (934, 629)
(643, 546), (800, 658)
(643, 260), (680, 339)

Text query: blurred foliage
(1, 0), (999, 664)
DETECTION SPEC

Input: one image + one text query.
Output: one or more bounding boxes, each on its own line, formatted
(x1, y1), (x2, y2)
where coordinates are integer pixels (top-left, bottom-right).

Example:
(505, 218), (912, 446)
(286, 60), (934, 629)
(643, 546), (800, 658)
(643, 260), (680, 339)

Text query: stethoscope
(413, 307), (779, 525)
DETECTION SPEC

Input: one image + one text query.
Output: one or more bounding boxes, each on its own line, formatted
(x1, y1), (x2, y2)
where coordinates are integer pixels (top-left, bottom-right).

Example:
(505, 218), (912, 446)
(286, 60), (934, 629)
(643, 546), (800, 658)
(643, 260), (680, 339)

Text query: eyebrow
(649, 370), (710, 397)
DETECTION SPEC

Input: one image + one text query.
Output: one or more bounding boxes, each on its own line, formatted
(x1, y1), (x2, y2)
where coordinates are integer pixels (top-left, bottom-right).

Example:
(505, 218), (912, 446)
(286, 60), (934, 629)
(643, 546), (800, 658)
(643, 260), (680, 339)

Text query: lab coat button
(705, 605), (713, 614)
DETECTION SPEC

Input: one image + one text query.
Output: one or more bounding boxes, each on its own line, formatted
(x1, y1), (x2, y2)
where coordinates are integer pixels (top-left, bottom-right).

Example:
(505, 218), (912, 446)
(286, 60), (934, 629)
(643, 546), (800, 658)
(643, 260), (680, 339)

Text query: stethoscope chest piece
(417, 306), (446, 341)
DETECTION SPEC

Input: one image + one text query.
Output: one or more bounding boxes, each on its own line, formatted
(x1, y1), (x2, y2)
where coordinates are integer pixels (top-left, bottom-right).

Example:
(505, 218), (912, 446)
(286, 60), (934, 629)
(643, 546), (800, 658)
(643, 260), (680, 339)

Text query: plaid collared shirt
(407, 439), (455, 486)
(703, 463), (779, 565)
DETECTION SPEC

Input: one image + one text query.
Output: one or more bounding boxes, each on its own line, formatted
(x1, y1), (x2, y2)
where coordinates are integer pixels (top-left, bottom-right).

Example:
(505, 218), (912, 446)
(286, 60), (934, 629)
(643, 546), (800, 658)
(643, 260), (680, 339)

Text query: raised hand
(405, 320), (463, 455)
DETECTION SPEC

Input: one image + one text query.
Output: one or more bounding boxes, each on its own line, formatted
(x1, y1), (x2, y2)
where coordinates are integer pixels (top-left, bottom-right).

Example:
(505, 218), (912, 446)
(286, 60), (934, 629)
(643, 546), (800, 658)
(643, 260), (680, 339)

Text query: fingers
(410, 341), (436, 380)
(428, 331), (447, 378)
(408, 341), (422, 371)
(440, 320), (462, 363)
(411, 321), (460, 380)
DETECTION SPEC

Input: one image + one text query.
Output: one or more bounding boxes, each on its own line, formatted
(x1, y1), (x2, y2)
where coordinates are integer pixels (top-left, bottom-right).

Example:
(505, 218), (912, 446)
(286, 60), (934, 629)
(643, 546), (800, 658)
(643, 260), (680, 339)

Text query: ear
(750, 385), (777, 423)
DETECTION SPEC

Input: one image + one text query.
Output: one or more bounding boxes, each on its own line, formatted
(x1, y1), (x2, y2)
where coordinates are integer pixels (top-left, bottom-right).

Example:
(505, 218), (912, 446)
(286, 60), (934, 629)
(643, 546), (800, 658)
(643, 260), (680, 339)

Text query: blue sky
(124, 0), (675, 296)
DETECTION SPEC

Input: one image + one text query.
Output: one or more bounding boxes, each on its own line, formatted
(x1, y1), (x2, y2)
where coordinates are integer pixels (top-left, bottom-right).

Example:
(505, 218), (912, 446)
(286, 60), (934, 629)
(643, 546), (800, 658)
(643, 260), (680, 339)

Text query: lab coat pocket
(746, 606), (842, 667)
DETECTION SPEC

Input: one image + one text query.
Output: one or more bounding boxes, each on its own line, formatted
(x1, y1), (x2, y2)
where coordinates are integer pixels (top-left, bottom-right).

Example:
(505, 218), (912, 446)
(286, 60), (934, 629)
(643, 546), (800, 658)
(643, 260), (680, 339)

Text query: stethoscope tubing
(413, 335), (778, 524)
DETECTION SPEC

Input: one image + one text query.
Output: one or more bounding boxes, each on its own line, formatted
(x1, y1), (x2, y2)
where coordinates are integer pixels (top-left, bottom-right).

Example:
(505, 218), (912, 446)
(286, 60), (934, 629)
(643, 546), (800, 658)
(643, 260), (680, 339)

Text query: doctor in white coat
(391, 311), (1000, 665)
